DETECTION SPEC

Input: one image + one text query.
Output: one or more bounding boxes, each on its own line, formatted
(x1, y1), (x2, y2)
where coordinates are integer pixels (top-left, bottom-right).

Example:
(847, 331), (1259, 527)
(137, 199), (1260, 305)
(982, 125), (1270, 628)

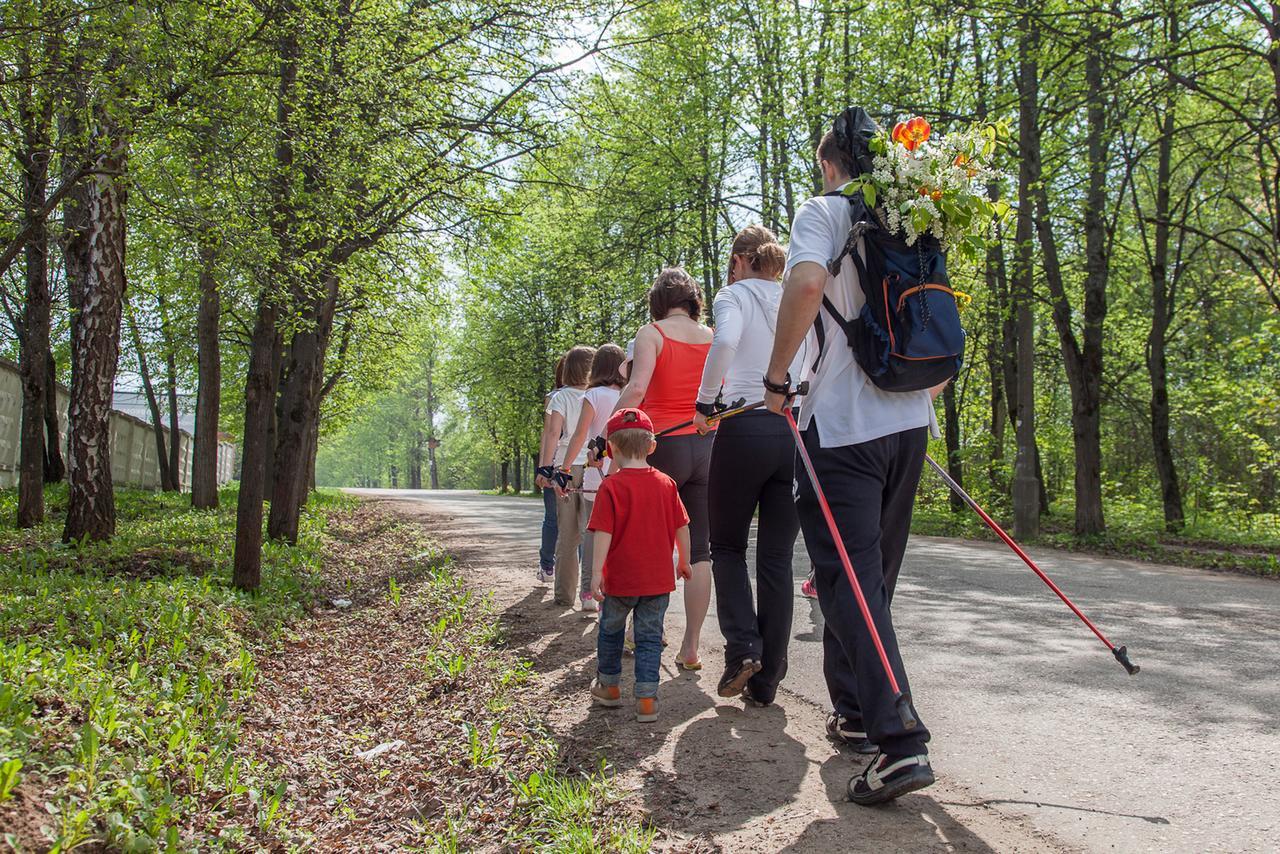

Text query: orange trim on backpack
(895, 283), (956, 314)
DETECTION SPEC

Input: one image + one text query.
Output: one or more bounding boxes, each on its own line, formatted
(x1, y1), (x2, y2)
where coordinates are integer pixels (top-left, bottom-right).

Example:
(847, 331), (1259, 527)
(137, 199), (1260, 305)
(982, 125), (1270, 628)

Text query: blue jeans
(540, 487), (558, 571)
(597, 593), (670, 698)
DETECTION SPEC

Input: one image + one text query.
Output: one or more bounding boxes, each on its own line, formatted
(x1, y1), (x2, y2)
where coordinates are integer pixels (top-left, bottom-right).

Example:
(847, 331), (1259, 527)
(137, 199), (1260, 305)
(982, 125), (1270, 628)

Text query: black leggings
(648, 431), (713, 564)
(707, 409), (800, 701)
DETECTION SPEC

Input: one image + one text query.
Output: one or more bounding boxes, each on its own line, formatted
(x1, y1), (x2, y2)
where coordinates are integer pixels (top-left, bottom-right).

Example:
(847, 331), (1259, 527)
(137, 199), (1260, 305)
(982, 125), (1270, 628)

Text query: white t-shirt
(547, 387), (588, 466)
(786, 188), (939, 448)
(697, 277), (806, 407)
(578, 385), (621, 493)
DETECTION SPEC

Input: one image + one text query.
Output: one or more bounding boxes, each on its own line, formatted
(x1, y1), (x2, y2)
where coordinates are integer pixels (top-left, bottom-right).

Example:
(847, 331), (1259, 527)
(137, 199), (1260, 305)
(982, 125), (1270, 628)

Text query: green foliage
(0, 485), (343, 850)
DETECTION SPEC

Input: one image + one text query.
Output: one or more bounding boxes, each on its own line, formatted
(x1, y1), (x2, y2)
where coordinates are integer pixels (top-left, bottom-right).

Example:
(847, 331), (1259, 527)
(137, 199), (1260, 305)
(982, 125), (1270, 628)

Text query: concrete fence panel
(0, 358), (234, 492)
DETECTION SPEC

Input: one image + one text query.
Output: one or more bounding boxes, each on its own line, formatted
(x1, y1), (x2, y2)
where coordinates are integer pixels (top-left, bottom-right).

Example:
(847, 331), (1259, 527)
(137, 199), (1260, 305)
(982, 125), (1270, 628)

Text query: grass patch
(0, 484), (342, 851)
(912, 485), (1280, 577)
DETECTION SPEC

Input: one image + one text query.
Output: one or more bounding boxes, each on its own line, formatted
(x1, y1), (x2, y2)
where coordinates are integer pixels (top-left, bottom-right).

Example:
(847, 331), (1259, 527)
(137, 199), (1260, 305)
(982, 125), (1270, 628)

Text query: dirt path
(373, 496), (1072, 852)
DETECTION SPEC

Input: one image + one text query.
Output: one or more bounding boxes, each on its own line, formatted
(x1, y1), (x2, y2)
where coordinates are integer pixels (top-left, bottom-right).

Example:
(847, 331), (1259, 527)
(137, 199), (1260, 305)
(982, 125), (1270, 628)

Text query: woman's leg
(748, 451), (801, 702)
(708, 426), (767, 668)
(678, 434), (714, 665)
(552, 467), (585, 605)
(539, 486), (558, 575)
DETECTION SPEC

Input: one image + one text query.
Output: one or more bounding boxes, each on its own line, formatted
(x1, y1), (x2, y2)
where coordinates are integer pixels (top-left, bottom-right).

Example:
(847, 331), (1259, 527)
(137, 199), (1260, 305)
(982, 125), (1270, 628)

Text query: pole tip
(895, 694), (918, 730)
(1113, 645), (1140, 676)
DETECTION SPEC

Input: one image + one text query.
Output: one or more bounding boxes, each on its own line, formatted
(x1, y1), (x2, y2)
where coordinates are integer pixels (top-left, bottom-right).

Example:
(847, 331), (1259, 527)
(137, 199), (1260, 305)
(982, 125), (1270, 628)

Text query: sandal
(676, 656), (703, 671)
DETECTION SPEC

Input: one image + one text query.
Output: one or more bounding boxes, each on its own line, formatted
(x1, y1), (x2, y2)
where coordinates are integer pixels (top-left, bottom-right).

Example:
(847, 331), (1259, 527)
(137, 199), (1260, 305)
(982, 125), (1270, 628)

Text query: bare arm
(590, 531), (612, 600)
(765, 261), (826, 414)
(538, 410), (565, 468)
(674, 525), (691, 579)
(562, 398), (596, 470)
(614, 326), (659, 412)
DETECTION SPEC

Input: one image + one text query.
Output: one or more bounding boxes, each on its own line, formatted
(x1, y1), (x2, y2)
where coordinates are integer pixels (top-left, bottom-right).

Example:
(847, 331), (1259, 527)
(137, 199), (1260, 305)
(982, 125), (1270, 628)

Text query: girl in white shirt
(559, 343), (628, 612)
(693, 225), (803, 706)
(538, 345), (595, 606)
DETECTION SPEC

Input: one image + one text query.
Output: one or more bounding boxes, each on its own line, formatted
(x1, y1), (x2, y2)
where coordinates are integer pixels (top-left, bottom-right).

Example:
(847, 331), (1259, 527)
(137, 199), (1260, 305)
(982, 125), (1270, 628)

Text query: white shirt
(578, 385), (621, 492)
(547, 387), (588, 466)
(786, 188), (940, 448)
(697, 278), (806, 408)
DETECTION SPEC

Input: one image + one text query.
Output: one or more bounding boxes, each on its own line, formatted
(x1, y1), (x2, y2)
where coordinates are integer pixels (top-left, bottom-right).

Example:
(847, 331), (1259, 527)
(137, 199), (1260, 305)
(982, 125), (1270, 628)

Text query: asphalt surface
(351, 488), (1280, 853)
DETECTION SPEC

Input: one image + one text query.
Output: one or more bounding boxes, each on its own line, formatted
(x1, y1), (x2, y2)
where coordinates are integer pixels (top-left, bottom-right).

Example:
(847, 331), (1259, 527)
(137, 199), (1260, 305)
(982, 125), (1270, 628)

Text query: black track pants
(795, 422), (931, 758)
(708, 410), (800, 702)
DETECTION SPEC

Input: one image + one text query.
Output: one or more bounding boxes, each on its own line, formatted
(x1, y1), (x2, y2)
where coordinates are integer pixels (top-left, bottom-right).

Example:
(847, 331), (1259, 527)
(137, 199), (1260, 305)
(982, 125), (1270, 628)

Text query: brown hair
(731, 225), (787, 281)
(817, 130), (858, 180)
(608, 427), (654, 460)
(588, 343), (627, 389)
(561, 345), (595, 388)
(553, 354), (566, 388)
(648, 267), (704, 322)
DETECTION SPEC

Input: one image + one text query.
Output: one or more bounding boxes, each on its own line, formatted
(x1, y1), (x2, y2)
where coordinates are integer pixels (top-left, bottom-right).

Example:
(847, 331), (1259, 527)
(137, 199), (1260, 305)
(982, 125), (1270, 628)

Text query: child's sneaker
(537, 565), (554, 584)
(590, 682), (621, 707)
(635, 697), (658, 722)
(801, 576), (818, 599)
(580, 591), (598, 612)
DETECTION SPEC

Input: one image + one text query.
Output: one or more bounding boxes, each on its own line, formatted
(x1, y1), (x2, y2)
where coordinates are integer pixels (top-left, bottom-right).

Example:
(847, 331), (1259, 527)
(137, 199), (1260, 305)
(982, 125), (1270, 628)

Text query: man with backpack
(763, 110), (948, 805)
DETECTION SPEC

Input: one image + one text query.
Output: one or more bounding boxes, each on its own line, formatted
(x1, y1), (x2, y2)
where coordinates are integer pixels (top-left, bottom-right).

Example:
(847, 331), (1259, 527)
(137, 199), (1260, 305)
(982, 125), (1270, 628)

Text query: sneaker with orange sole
(635, 697), (658, 722)
(590, 682), (621, 707)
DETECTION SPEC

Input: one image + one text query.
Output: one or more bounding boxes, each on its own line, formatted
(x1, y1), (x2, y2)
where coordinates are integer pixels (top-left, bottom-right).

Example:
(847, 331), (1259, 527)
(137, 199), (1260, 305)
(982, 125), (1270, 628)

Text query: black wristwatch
(695, 401), (720, 417)
(763, 373), (792, 395)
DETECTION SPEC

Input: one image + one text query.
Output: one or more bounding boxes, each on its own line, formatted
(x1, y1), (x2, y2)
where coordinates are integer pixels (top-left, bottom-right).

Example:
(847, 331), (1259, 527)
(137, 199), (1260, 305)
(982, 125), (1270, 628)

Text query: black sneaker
(741, 683), (772, 707)
(848, 753), (935, 805)
(716, 658), (762, 698)
(825, 713), (878, 755)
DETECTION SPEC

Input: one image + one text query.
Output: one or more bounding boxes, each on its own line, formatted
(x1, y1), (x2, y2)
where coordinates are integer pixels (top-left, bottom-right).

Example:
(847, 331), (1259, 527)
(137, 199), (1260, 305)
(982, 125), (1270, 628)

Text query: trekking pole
(784, 406), (919, 730)
(922, 454), (1140, 676)
(654, 397), (765, 438)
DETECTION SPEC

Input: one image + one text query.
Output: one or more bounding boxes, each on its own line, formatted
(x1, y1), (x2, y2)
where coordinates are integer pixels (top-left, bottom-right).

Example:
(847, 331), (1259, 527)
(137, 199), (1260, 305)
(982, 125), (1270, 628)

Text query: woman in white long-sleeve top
(692, 225), (806, 706)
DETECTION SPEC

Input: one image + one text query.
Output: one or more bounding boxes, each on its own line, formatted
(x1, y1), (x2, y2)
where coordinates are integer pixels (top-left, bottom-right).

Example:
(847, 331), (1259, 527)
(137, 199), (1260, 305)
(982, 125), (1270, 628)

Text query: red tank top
(642, 325), (712, 436)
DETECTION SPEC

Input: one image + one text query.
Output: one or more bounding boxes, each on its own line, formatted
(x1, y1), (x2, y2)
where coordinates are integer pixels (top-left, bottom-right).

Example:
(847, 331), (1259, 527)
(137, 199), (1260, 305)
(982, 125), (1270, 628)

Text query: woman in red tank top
(614, 268), (714, 669)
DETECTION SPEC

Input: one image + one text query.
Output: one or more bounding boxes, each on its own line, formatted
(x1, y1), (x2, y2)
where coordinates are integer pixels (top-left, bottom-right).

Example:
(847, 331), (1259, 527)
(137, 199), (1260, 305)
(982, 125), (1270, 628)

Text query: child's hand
(676, 561), (692, 580)
(591, 577), (604, 601)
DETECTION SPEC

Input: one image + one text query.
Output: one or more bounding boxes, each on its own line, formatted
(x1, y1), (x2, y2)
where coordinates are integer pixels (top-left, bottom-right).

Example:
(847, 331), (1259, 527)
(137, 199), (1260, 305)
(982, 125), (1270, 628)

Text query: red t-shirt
(587, 466), (690, 597)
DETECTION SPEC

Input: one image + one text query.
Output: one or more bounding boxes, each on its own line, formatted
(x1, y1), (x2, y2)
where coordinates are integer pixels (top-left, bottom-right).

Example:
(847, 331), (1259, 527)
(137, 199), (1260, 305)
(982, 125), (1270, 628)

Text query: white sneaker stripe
(866, 755), (928, 791)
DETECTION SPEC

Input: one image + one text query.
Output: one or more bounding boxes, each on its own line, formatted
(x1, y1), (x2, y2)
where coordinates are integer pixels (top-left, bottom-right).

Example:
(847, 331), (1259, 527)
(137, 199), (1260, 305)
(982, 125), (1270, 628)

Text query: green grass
(0, 484), (340, 851)
(912, 484), (1280, 577)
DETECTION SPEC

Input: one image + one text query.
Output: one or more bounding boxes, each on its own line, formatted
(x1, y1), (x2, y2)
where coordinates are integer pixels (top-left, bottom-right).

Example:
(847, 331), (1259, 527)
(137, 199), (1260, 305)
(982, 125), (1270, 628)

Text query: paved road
(352, 488), (1280, 853)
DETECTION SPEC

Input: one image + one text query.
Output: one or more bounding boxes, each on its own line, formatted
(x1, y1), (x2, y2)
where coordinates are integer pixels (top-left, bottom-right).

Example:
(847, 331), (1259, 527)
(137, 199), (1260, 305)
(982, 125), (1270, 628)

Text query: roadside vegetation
(0, 487), (649, 851)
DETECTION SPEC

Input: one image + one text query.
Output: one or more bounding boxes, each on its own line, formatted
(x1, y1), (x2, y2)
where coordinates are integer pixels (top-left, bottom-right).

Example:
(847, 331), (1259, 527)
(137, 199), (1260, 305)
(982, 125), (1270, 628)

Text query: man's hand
(534, 474), (549, 489)
(591, 574), (604, 601)
(764, 388), (789, 415)
(692, 412), (712, 434)
(676, 560), (692, 580)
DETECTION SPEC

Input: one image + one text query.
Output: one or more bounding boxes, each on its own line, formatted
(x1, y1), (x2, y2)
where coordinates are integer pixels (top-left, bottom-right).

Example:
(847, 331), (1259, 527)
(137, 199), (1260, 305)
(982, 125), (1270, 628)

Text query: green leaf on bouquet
(862, 183), (878, 207)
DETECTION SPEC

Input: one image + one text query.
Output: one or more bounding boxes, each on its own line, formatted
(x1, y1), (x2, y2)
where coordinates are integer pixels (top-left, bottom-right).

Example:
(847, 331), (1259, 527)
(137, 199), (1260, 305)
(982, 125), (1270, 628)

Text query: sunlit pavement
(349, 488), (1280, 853)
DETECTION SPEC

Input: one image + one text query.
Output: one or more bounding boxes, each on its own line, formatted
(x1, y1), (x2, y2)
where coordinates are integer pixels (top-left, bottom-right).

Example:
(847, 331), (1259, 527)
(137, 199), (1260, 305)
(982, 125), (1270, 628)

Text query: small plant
(389, 577), (402, 606)
(462, 721), (502, 768)
(0, 758), (21, 803)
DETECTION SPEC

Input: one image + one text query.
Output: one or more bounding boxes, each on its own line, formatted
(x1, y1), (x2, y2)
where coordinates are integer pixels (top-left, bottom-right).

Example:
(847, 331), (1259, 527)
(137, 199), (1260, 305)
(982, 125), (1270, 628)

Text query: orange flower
(955, 152), (979, 178)
(931, 190), (943, 201)
(892, 116), (932, 151)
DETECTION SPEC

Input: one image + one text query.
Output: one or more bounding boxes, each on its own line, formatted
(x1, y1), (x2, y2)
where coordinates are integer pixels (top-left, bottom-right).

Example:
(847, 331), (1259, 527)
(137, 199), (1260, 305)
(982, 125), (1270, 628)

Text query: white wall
(0, 357), (235, 491)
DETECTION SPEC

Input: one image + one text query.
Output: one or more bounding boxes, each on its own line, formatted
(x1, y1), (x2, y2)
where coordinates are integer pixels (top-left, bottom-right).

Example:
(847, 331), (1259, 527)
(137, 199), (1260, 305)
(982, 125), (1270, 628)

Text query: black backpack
(814, 108), (966, 393)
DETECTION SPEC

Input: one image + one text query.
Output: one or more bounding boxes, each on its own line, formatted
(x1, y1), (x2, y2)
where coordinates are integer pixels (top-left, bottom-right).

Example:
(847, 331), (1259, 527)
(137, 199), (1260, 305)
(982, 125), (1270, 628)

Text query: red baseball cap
(606, 407), (655, 436)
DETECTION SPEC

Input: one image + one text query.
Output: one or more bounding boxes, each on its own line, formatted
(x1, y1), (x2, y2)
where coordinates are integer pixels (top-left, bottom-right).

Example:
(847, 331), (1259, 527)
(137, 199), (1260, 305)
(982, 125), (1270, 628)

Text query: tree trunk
(268, 273), (339, 543)
(512, 439), (522, 494)
(16, 91), (51, 527)
(233, 294), (280, 590)
(63, 120), (129, 544)
(158, 294), (182, 491)
(500, 459), (510, 494)
(43, 349), (65, 482)
(1144, 10), (1185, 533)
(191, 234), (221, 508)
(127, 305), (174, 491)
(943, 383), (964, 513)
(1012, 0), (1041, 539)
(409, 405), (423, 489)
(427, 355), (439, 489)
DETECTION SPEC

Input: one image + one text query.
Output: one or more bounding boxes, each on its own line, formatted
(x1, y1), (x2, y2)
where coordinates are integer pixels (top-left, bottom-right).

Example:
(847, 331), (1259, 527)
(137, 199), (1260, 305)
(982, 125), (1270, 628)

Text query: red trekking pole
(923, 454), (1139, 676)
(784, 407), (919, 730)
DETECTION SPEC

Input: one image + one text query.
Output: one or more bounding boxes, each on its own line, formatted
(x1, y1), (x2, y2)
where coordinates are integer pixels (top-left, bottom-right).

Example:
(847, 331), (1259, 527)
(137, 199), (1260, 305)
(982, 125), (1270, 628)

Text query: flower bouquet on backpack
(821, 109), (1010, 392)
(844, 114), (1010, 262)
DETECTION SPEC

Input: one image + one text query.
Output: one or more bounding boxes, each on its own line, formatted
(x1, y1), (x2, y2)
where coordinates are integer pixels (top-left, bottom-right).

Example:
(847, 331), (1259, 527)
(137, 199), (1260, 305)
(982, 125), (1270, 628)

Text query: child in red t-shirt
(587, 408), (691, 722)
